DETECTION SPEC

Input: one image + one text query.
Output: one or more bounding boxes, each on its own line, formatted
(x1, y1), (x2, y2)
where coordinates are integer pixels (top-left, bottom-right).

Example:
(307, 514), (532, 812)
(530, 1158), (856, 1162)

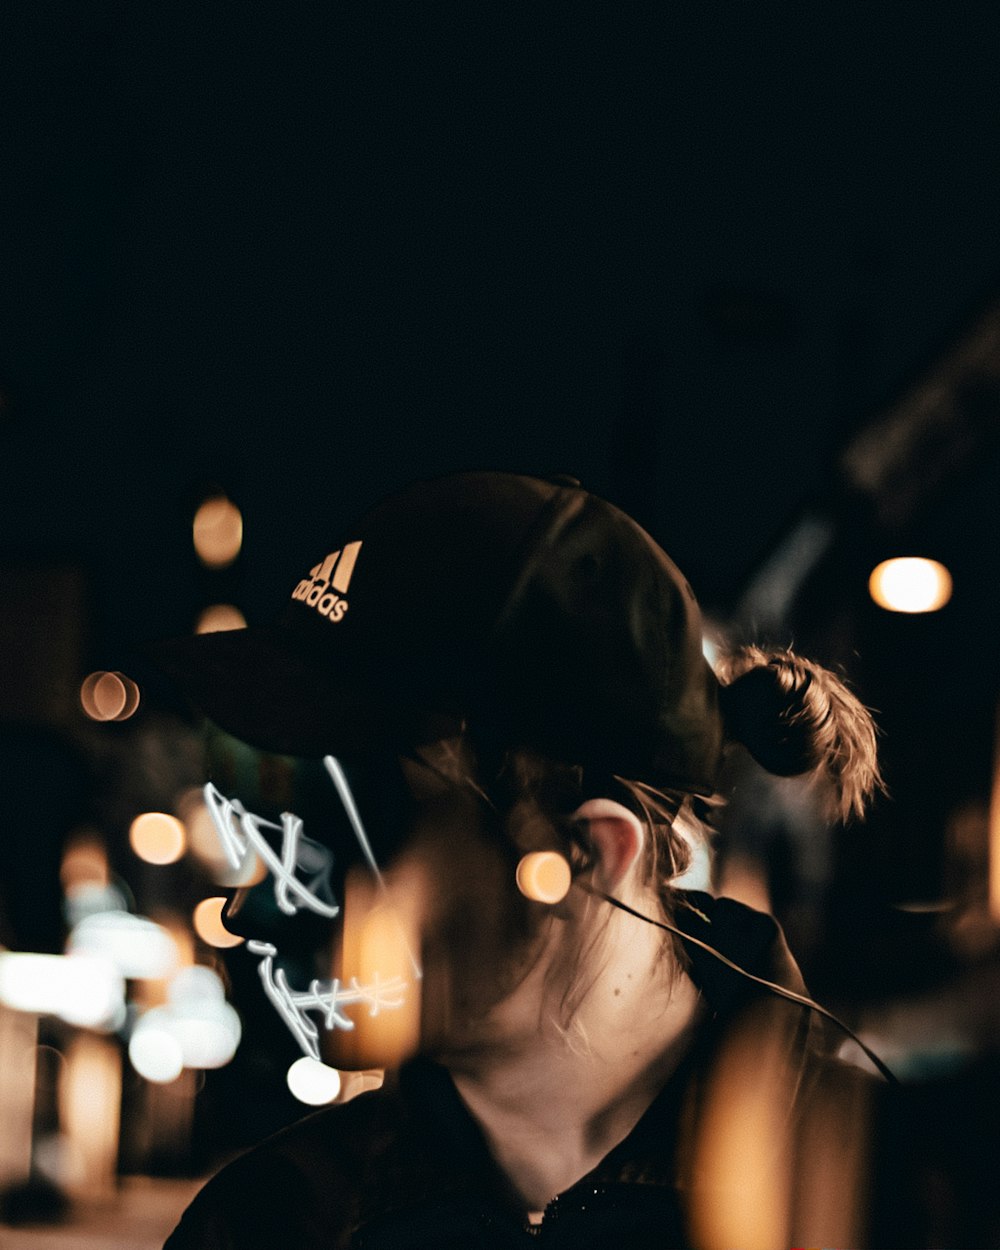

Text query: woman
(156, 471), (883, 1248)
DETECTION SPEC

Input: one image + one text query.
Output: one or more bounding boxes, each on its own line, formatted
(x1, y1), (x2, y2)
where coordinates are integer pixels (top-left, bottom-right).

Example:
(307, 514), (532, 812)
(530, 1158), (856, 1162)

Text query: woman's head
(388, 647), (883, 1055)
(151, 471), (883, 1059)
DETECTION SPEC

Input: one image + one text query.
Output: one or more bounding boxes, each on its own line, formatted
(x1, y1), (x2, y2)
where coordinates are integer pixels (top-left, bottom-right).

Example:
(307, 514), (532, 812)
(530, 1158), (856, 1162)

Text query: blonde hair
(403, 644), (882, 1023)
(715, 645), (884, 823)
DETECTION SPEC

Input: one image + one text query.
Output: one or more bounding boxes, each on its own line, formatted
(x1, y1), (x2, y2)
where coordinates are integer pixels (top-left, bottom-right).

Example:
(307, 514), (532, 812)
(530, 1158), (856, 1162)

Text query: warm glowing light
(868, 557), (953, 613)
(59, 1035), (122, 1197)
(195, 603), (248, 634)
(166, 967), (242, 1068)
(129, 1023), (184, 1083)
(69, 911), (179, 979)
(129, 968), (241, 1078)
(516, 851), (572, 904)
(179, 788), (265, 886)
(286, 1057), (342, 1105)
(717, 851), (772, 915)
(789, 1059), (871, 1247)
(990, 704), (1000, 923)
(687, 1011), (793, 1250)
(129, 812), (186, 865)
(60, 831), (109, 892)
(193, 497), (243, 569)
(336, 870), (421, 1070)
(113, 672), (141, 719)
(192, 897), (244, 948)
(80, 671), (139, 722)
(0, 952), (124, 1029)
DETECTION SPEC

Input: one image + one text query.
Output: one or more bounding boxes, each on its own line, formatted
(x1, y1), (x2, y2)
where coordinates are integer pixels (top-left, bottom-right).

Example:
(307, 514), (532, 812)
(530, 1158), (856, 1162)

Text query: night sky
(5, 5), (1000, 650)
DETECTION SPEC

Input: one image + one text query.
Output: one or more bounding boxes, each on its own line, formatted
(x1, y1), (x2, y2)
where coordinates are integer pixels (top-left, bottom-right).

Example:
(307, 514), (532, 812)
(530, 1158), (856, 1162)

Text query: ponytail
(716, 646), (883, 823)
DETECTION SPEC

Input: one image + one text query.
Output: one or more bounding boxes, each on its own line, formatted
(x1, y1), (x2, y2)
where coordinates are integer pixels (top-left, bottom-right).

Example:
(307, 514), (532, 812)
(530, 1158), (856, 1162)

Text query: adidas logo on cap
(291, 542), (362, 622)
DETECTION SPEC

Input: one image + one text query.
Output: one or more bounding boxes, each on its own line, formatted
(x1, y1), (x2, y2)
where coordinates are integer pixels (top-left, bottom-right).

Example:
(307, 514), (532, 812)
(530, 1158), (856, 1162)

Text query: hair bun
(716, 646), (882, 822)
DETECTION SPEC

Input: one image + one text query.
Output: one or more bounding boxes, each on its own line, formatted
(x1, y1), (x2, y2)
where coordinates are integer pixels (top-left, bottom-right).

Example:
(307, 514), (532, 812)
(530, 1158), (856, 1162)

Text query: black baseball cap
(151, 472), (724, 795)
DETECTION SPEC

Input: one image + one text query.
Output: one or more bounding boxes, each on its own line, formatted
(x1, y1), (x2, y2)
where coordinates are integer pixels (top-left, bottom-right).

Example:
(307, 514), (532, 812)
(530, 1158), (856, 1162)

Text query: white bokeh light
(68, 911), (179, 979)
(0, 951), (124, 1029)
(287, 1057), (342, 1105)
(129, 1021), (185, 1083)
(868, 557), (953, 614)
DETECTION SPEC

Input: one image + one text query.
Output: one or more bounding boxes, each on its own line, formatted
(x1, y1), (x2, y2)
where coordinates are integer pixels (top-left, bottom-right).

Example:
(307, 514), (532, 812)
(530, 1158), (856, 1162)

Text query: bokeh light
(129, 968), (242, 1078)
(192, 896), (245, 949)
(166, 967), (242, 1068)
(129, 1022), (184, 1084)
(193, 496), (243, 569)
(60, 830), (109, 892)
(80, 671), (141, 722)
(69, 911), (179, 979)
(330, 870), (422, 1071)
(687, 1011), (794, 1250)
(59, 1034), (123, 1196)
(178, 787), (265, 886)
(515, 851), (572, 904)
(129, 812), (186, 865)
(868, 557), (953, 614)
(195, 603), (247, 634)
(0, 952), (125, 1029)
(287, 1057), (342, 1105)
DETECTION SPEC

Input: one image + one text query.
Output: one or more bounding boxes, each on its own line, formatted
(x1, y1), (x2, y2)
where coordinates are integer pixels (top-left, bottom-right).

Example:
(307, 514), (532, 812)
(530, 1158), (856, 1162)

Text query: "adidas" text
(291, 542), (362, 622)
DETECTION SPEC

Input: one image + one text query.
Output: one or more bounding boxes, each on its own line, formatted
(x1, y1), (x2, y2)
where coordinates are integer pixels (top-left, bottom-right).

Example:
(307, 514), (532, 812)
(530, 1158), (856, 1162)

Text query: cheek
(406, 833), (548, 1022)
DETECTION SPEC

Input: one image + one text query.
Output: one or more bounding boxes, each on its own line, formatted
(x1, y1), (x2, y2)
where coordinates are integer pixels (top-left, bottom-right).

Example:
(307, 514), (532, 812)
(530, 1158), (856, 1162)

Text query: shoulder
(162, 1085), (404, 1250)
(162, 1061), (478, 1250)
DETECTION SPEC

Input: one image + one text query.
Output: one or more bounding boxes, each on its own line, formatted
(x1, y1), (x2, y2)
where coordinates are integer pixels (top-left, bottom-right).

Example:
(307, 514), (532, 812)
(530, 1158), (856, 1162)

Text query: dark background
(4, 5), (1000, 631)
(2, 5), (1000, 1236)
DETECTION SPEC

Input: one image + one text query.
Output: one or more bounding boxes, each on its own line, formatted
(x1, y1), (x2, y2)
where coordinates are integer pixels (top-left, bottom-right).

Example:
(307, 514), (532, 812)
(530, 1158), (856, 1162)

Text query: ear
(572, 798), (645, 894)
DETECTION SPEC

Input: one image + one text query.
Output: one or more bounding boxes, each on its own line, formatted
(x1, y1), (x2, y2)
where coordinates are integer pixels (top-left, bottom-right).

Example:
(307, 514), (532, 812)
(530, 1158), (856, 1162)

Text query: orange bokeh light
(80, 671), (140, 722)
(192, 897), (244, 949)
(868, 557), (952, 614)
(515, 851), (572, 904)
(177, 788), (266, 886)
(129, 813), (186, 865)
(61, 830), (110, 892)
(195, 604), (247, 634)
(193, 497), (243, 569)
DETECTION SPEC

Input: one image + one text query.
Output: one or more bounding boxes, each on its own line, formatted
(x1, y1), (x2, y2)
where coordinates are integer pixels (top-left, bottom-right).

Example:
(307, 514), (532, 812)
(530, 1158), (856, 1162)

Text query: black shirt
(163, 894), (863, 1249)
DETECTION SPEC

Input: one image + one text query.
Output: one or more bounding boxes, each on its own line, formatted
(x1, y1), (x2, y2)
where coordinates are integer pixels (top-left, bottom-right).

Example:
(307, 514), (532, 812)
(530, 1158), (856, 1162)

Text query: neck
(447, 913), (704, 1212)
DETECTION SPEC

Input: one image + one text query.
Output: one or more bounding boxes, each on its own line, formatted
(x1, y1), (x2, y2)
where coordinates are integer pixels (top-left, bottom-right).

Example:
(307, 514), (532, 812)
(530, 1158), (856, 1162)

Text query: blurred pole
(684, 1006), (793, 1250)
(0, 1004), (37, 1188)
(790, 1062), (871, 1250)
(988, 696), (1000, 922)
(59, 1033), (122, 1200)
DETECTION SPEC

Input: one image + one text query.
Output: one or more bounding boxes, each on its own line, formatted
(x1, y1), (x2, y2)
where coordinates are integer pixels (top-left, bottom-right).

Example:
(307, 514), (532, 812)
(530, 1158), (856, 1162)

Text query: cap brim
(148, 626), (385, 758)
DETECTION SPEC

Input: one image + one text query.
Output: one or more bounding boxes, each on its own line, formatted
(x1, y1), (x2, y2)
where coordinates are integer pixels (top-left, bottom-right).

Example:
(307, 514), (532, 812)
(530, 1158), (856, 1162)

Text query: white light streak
(248, 940), (407, 1062)
(322, 756), (387, 890)
(202, 784), (339, 918)
(323, 755), (422, 982)
(202, 758), (420, 1062)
